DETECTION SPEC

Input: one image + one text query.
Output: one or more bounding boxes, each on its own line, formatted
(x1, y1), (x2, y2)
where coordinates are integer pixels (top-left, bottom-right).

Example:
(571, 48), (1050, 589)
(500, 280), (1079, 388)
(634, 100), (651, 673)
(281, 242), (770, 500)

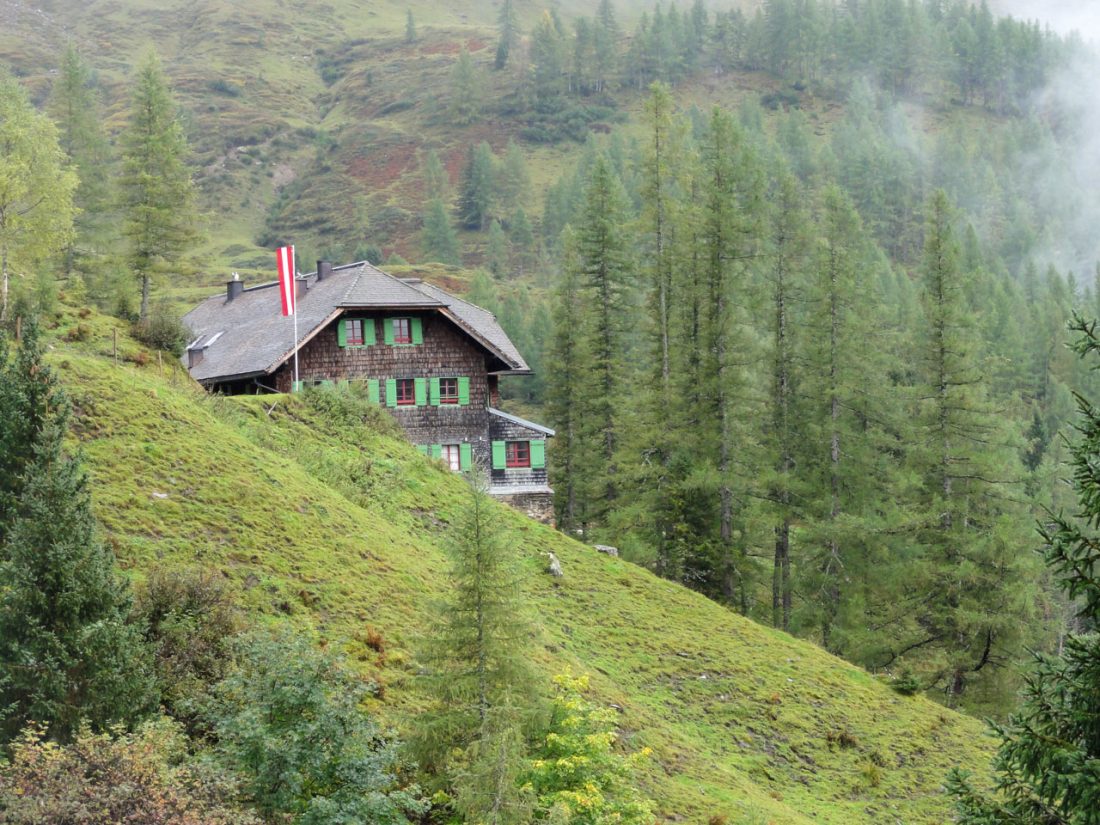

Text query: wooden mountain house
(182, 260), (554, 521)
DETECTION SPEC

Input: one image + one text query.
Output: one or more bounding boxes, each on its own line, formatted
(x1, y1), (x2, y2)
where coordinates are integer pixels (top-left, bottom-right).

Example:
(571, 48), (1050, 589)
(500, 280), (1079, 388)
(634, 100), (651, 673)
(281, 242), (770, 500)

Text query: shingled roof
(182, 261), (530, 384)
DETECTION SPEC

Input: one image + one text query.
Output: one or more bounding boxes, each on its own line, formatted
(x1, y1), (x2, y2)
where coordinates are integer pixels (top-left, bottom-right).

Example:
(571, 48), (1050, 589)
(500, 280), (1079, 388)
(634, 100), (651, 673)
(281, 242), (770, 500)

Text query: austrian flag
(277, 245), (296, 316)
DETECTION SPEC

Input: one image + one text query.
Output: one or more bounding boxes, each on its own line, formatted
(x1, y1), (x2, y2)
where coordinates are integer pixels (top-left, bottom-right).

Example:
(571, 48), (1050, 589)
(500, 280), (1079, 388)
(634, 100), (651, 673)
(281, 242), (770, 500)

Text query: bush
(132, 304), (190, 355)
(205, 631), (427, 824)
(0, 719), (259, 824)
(890, 669), (922, 696)
(133, 568), (241, 729)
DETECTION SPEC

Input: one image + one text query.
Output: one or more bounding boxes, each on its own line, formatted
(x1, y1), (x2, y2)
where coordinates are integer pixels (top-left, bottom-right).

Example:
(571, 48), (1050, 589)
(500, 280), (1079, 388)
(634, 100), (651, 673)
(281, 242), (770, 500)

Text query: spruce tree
(0, 325), (155, 743)
(947, 312), (1100, 823)
(405, 9), (416, 44)
(118, 53), (199, 322)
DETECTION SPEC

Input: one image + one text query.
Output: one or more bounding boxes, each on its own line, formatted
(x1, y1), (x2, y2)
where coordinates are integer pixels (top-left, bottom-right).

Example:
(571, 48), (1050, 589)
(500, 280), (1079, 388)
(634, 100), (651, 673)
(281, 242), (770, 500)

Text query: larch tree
(495, 0), (520, 70)
(0, 73), (77, 322)
(906, 190), (1037, 706)
(414, 486), (537, 779)
(421, 198), (461, 266)
(575, 155), (634, 526)
(547, 226), (586, 533)
(118, 53), (199, 322)
(458, 142), (496, 231)
(448, 47), (483, 126)
(48, 44), (112, 272)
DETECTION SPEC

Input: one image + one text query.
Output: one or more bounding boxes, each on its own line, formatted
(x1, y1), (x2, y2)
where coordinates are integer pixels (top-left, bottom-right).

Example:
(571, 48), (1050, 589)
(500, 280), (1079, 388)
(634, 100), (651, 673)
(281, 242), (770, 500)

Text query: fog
(991, 0), (1100, 40)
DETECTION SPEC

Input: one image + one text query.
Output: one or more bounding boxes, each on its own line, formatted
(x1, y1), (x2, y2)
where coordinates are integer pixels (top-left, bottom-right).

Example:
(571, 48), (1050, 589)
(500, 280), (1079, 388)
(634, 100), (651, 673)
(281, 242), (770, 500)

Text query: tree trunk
(140, 272), (151, 322)
(1, 242), (8, 324)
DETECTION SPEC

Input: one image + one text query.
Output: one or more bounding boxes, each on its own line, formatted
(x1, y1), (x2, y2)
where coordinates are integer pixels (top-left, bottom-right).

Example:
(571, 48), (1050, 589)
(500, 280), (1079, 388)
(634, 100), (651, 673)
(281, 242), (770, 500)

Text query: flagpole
(292, 269), (300, 391)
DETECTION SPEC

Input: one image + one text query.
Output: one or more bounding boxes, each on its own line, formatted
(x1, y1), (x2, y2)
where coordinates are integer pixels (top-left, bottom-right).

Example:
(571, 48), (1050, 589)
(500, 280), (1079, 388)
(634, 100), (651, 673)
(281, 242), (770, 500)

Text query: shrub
(0, 719), (259, 824)
(132, 304), (190, 355)
(890, 669), (922, 696)
(133, 567), (241, 730)
(205, 631), (427, 824)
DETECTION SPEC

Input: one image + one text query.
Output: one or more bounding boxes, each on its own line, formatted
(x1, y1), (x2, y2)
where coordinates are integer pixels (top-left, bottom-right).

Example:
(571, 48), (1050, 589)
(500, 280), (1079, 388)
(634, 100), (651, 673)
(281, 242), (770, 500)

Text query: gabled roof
(182, 261), (530, 384)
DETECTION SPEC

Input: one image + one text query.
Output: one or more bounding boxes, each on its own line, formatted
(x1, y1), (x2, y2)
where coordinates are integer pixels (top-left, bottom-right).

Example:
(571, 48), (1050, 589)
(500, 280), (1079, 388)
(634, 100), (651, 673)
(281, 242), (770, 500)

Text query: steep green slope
(50, 308), (991, 824)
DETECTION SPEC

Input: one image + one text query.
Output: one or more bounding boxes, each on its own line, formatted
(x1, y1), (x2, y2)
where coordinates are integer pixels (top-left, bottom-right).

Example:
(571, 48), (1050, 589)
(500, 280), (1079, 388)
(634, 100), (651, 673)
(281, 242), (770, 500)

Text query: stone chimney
(226, 272), (244, 301)
(317, 260), (333, 281)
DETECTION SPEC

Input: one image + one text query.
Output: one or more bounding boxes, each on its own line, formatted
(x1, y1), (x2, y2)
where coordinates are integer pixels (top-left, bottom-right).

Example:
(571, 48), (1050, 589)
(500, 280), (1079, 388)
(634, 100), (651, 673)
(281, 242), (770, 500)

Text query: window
(506, 441), (530, 468)
(346, 318), (365, 346)
(442, 444), (462, 472)
(392, 317), (412, 344)
(396, 378), (415, 406)
(439, 377), (459, 404)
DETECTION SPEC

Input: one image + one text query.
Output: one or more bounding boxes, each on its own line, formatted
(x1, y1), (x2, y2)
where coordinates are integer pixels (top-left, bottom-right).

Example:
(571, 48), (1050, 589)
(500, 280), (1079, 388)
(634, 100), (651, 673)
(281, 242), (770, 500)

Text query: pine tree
(448, 47), (482, 126)
(118, 53), (199, 322)
(947, 313), (1100, 823)
(0, 324), (155, 743)
(421, 198), (461, 266)
(48, 44), (113, 274)
(0, 73), (77, 322)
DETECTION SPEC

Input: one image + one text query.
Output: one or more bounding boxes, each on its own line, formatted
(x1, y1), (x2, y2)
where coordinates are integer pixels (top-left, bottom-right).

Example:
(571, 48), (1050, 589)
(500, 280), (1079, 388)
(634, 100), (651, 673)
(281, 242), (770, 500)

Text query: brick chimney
(226, 272), (244, 301)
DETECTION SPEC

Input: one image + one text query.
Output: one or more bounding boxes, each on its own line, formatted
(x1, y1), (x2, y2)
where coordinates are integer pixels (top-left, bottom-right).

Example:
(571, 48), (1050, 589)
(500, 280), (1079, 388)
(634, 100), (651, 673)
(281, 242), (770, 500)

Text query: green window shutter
(337, 379), (349, 390)
(364, 318), (376, 345)
(292, 380), (303, 393)
(458, 376), (470, 405)
(460, 443), (472, 472)
(416, 445), (428, 455)
(491, 440), (506, 470)
(367, 379), (380, 404)
(321, 379), (334, 388)
(414, 377), (427, 406)
(429, 377), (441, 406)
(337, 318), (347, 347)
(530, 439), (546, 469)
(385, 378), (397, 407)
(411, 317), (423, 345)
(431, 444), (443, 460)
(383, 318), (394, 345)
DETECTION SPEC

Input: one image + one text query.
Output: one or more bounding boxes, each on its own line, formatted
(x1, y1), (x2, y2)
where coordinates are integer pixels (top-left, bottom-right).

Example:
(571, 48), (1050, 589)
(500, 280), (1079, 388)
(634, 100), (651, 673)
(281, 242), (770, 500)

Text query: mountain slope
(46, 304), (992, 824)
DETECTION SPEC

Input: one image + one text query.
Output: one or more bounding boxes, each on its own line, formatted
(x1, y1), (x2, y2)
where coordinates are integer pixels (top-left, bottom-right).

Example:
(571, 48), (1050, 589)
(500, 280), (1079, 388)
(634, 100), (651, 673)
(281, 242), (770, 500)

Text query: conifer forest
(2, 0), (1100, 823)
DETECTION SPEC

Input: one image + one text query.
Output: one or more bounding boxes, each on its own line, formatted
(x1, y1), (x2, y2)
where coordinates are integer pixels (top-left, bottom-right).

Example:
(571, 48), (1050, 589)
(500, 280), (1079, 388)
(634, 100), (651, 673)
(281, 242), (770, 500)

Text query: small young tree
(0, 73), (77, 322)
(947, 313), (1100, 823)
(207, 631), (425, 825)
(448, 47), (483, 126)
(118, 52), (199, 321)
(414, 486), (537, 778)
(0, 326), (155, 743)
(526, 673), (655, 824)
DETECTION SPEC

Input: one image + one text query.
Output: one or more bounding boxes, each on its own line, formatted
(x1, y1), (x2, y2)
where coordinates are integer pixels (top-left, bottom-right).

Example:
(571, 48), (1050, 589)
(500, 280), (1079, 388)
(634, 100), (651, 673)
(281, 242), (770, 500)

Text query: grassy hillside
(43, 302), (993, 824)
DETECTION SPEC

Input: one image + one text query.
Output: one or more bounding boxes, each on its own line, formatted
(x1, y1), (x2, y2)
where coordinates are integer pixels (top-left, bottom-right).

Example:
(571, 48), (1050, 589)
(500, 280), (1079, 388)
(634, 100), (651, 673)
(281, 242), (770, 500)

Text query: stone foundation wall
(491, 491), (554, 524)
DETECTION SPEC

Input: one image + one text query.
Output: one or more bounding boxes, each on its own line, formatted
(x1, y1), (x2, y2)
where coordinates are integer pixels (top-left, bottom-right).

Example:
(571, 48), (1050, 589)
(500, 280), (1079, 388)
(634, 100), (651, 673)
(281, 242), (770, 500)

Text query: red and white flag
(277, 245), (296, 316)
